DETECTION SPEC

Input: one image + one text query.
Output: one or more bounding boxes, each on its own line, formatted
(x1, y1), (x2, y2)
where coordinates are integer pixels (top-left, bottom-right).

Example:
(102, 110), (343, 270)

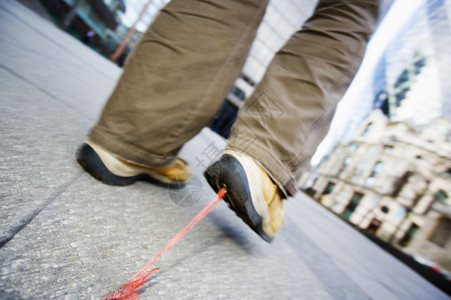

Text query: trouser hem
(226, 141), (298, 198)
(88, 126), (176, 168)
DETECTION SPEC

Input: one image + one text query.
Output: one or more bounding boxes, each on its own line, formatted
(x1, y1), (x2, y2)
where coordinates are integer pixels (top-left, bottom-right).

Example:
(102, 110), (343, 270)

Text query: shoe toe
(155, 158), (191, 183)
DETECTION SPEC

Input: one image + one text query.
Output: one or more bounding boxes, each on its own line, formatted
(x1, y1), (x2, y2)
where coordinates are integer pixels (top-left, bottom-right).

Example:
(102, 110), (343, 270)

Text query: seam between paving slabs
(0, 170), (83, 248)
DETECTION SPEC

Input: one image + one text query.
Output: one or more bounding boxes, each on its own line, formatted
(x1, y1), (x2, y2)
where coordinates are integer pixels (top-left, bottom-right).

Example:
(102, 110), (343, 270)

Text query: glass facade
(313, 0), (451, 165)
(373, 0), (451, 124)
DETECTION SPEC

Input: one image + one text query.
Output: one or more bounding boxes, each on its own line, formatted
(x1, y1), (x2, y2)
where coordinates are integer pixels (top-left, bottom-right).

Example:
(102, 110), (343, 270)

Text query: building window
(394, 69), (409, 88)
(434, 189), (448, 203)
(395, 88), (409, 105)
(384, 146), (394, 154)
(323, 182), (335, 195)
(337, 156), (351, 177)
(352, 161), (369, 183)
(374, 161), (384, 174)
(372, 195), (381, 207)
(365, 177), (375, 188)
(394, 207), (407, 221)
(367, 218), (382, 234)
(428, 218), (451, 248)
(414, 56), (426, 69)
(362, 123), (373, 137)
(391, 171), (413, 197)
(342, 192), (364, 220)
(389, 136), (398, 142)
(348, 143), (358, 152)
(398, 223), (419, 247)
(368, 146), (379, 154)
(412, 193), (423, 206)
(366, 161), (383, 187)
(374, 90), (389, 115)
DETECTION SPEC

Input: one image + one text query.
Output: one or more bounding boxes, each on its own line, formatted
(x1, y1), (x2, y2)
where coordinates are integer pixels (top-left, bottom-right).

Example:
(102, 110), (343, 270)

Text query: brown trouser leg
(89, 0), (269, 167)
(228, 0), (379, 196)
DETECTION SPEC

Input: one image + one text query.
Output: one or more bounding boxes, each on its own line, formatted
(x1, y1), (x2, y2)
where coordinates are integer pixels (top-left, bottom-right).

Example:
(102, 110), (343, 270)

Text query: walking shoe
(76, 139), (191, 188)
(204, 149), (284, 242)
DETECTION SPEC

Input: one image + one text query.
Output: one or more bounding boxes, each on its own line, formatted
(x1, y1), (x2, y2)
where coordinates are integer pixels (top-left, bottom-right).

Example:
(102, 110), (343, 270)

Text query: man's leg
(230, 0), (379, 196)
(88, 0), (268, 168)
(205, 0), (380, 241)
(78, 0), (269, 186)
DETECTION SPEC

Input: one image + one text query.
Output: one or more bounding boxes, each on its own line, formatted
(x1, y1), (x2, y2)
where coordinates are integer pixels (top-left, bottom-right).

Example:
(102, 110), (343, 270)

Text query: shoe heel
(76, 143), (137, 186)
(204, 162), (223, 193)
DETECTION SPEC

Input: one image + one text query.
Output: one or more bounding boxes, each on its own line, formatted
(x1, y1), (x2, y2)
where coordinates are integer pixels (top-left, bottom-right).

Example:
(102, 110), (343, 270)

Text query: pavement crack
(0, 170), (83, 248)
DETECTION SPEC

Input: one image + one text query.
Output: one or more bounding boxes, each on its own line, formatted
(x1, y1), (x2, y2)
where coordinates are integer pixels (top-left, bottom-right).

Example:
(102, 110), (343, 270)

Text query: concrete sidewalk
(0, 1), (448, 299)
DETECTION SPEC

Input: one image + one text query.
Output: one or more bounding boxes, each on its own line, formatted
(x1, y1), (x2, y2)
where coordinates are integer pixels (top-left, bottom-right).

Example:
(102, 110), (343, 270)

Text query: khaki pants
(89, 0), (379, 197)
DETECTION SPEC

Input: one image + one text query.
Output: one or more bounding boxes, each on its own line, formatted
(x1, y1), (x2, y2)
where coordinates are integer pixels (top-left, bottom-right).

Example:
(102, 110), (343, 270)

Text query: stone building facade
(301, 110), (451, 272)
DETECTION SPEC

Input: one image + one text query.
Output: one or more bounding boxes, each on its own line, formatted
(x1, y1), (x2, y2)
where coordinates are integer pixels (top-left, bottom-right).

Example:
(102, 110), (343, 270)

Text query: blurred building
(299, 0), (451, 276)
(209, 0), (318, 138)
(38, 0), (124, 55)
(335, 0), (451, 147)
(301, 109), (451, 272)
(311, 0), (451, 170)
(36, 0), (169, 60)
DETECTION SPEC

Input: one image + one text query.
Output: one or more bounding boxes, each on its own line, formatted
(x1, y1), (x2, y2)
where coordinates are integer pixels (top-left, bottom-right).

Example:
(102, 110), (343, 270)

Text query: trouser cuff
(88, 126), (177, 168)
(226, 141), (298, 198)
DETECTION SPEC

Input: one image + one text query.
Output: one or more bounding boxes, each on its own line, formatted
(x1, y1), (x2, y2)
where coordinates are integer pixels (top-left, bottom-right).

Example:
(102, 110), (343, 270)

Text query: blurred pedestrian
(82, 29), (95, 45)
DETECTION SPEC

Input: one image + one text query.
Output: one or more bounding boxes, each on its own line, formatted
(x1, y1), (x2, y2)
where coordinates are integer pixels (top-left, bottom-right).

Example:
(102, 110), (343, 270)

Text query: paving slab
(0, 0), (119, 246)
(0, 66), (86, 246)
(0, 1), (448, 299)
